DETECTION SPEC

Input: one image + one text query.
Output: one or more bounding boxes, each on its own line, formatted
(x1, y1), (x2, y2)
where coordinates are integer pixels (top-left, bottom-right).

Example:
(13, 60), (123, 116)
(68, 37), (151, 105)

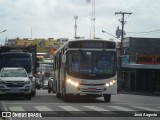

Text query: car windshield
(67, 51), (116, 79)
(1, 69), (28, 77)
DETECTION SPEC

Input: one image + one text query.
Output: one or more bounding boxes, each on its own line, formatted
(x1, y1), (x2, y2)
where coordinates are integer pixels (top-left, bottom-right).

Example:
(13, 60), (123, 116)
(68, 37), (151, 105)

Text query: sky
(0, 0), (160, 44)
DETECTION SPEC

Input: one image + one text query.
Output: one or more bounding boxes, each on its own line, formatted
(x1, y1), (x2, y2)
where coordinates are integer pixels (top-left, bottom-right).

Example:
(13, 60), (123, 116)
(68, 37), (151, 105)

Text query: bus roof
(68, 39), (115, 42)
(54, 39), (116, 55)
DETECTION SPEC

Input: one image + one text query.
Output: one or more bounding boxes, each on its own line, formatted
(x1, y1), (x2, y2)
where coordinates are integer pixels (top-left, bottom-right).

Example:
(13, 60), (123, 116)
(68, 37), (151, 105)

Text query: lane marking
(1, 101), (8, 111)
(132, 106), (160, 111)
(2, 101), (13, 120)
(84, 106), (110, 111)
(34, 106), (53, 111)
(9, 106), (25, 111)
(3, 102), (160, 106)
(59, 106), (82, 111)
(108, 106), (135, 111)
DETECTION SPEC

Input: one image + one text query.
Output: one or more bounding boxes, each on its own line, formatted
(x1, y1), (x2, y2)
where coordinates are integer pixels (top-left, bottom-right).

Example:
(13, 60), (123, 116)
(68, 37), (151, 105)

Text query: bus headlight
(113, 80), (116, 83)
(110, 82), (113, 85)
(67, 79), (71, 83)
(71, 81), (75, 85)
(66, 79), (79, 87)
(106, 80), (116, 87)
(74, 82), (79, 87)
(105, 83), (109, 87)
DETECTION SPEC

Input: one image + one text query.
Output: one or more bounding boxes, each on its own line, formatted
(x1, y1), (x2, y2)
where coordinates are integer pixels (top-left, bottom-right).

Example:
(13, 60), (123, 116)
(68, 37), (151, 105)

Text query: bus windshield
(67, 50), (116, 79)
(0, 53), (32, 73)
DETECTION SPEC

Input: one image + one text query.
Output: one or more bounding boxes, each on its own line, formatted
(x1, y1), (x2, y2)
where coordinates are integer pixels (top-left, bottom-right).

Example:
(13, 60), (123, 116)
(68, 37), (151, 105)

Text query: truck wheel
(26, 95), (31, 100)
(31, 90), (36, 97)
(64, 94), (70, 102)
(104, 94), (111, 102)
(37, 86), (40, 89)
(0, 95), (2, 100)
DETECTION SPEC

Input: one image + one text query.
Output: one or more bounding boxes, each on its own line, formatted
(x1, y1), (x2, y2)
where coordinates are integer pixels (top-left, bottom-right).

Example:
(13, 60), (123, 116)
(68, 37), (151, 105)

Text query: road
(0, 89), (160, 120)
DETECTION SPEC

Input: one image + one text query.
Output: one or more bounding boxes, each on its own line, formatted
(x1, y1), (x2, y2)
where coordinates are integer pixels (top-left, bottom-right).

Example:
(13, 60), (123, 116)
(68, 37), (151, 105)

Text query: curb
(0, 108), (3, 120)
(118, 91), (160, 96)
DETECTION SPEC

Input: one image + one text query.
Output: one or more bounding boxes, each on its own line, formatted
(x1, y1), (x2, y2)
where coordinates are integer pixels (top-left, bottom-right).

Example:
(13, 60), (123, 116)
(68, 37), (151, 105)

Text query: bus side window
(56, 56), (58, 69)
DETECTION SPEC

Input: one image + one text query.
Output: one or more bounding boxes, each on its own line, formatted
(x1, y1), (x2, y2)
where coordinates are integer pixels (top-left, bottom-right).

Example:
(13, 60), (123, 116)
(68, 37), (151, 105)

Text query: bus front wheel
(56, 93), (61, 98)
(64, 94), (70, 102)
(103, 94), (111, 102)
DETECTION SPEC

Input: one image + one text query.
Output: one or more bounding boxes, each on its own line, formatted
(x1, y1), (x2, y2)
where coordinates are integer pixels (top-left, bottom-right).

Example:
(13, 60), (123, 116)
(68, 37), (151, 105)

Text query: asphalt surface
(1, 90), (160, 120)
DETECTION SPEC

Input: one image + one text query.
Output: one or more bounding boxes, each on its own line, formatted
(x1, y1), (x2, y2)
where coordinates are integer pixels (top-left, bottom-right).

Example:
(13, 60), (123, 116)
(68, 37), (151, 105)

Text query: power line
(126, 28), (160, 34)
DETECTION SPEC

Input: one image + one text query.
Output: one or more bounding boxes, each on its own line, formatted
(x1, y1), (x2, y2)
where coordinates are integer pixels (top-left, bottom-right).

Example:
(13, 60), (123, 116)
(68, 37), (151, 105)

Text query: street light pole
(102, 30), (120, 40)
(74, 16), (78, 39)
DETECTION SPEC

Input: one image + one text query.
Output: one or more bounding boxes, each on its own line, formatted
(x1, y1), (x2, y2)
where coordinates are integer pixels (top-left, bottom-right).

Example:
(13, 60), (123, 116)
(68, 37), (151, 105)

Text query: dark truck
(0, 45), (39, 96)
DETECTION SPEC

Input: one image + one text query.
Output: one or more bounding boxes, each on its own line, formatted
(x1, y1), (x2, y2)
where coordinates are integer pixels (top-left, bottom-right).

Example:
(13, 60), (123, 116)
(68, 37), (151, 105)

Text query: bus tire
(64, 94), (70, 102)
(48, 88), (51, 93)
(52, 89), (55, 93)
(56, 93), (61, 98)
(104, 94), (111, 102)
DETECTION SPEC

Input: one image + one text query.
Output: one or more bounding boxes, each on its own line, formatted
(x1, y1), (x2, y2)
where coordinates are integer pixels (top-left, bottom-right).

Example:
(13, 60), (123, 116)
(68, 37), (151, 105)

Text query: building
(121, 37), (160, 93)
(6, 38), (59, 54)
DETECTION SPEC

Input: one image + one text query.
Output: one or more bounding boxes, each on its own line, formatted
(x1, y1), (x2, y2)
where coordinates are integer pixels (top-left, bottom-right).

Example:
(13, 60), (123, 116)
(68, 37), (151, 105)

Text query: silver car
(42, 79), (49, 89)
(0, 67), (32, 100)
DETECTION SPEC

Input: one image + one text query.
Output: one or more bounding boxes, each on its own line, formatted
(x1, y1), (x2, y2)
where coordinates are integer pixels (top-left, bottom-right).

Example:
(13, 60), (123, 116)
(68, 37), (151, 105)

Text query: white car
(0, 67), (32, 100)
(42, 79), (49, 89)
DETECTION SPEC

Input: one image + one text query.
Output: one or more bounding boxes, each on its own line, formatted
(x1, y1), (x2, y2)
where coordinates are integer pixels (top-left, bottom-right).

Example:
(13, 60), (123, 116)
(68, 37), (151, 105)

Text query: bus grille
(80, 83), (105, 86)
(80, 88), (105, 92)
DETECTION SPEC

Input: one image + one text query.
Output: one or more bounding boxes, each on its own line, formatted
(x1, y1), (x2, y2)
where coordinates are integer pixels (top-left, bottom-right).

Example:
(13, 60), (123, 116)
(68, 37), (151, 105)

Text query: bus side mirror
(62, 54), (66, 63)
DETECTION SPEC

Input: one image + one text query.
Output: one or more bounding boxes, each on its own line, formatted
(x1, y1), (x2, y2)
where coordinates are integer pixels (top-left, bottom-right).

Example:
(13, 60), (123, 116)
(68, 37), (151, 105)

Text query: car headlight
(25, 81), (31, 84)
(0, 80), (5, 85)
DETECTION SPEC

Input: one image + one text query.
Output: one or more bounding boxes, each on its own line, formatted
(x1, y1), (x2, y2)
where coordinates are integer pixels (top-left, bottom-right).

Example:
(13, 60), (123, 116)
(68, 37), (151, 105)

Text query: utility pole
(115, 11), (132, 91)
(115, 11), (132, 45)
(90, 0), (96, 39)
(74, 16), (78, 39)
(31, 27), (32, 40)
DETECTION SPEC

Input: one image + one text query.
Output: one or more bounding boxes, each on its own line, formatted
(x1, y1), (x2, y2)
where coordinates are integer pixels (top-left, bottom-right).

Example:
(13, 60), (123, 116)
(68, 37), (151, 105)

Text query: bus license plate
(88, 88), (96, 92)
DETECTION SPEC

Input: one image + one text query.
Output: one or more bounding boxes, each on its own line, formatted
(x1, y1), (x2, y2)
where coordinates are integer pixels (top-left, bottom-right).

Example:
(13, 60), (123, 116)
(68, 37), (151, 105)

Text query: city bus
(52, 39), (117, 102)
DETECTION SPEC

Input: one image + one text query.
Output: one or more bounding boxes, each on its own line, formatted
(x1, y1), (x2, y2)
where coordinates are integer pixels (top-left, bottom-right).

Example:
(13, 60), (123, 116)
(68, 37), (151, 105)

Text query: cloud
(0, 0), (160, 42)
